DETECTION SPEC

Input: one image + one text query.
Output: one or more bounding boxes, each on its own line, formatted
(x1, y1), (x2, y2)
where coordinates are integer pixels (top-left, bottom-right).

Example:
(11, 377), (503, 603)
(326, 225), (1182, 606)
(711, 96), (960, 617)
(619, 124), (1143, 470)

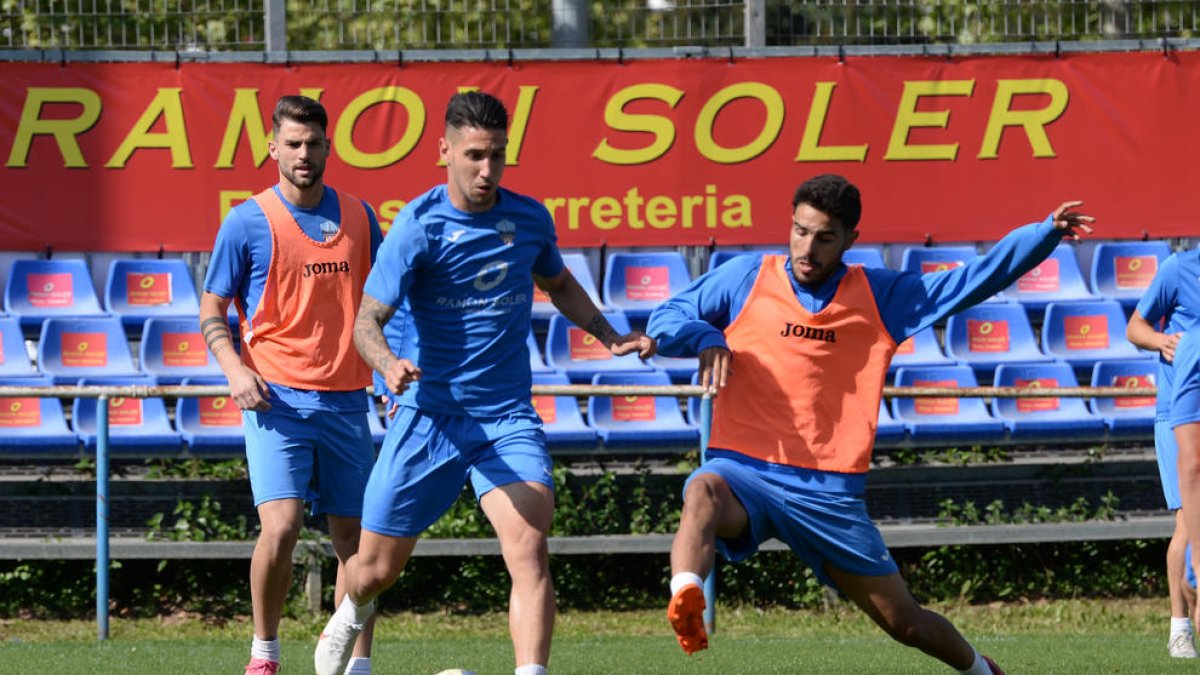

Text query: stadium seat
(1089, 241), (1172, 309)
(944, 303), (1052, 377)
(588, 371), (698, 450)
(1090, 359), (1157, 436)
(105, 258), (201, 332)
(899, 244), (977, 275)
(38, 316), (143, 384)
(532, 372), (597, 450)
(888, 327), (954, 375)
(527, 331), (555, 375)
(891, 365), (1006, 443)
(0, 375), (79, 455)
(72, 376), (182, 456)
(650, 354), (699, 383)
(0, 316), (39, 377)
(991, 362), (1106, 440)
(531, 252), (605, 324)
(139, 317), (223, 384)
(708, 248), (785, 270)
(999, 244), (1097, 311)
(602, 251), (692, 322)
(874, 400), (906, 445)
(175, 376), (244, 455)
(843, 245), (887, 269)
(1041, 300), (1143, 369)
(544, 311), (655, 383)
(4, 258), (107, 334)
(0, 251), (37, 308)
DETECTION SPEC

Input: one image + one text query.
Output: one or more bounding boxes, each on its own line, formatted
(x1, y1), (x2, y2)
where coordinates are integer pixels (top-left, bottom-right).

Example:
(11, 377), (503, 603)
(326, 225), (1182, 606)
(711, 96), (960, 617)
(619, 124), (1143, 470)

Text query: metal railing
(3, 1), (1195, 51)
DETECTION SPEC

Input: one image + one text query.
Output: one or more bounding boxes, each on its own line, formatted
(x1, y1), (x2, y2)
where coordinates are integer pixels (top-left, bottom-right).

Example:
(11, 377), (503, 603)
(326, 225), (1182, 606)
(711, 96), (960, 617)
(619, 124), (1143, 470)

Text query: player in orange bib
(648, 174), (1095, 674)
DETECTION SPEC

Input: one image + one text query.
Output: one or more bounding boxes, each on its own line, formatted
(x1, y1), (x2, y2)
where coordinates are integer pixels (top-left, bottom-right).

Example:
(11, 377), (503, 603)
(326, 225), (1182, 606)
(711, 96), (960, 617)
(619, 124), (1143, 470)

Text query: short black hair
(792, 174), (862, 230)
(272, 95), (328, 134)
(445, 91), (508, 133)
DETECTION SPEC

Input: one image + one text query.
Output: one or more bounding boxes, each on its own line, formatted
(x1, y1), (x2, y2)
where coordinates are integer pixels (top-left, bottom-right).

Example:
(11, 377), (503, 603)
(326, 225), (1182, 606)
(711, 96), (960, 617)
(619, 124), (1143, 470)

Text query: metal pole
(745, 0), (766, 48)
(699, 392), (715, 634)
(264, 0), (287, 55)
(551, 0), (591, 48)
(96, 394), (110, 641)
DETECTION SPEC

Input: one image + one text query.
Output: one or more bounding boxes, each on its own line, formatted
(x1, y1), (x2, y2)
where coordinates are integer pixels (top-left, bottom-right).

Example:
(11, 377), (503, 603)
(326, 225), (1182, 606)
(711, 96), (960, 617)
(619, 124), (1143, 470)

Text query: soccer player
(1127, 247), (1200, 657)
(313, 91), (655, 675)
(647, 174), (1095, 675)
(199, 95), (382, 675)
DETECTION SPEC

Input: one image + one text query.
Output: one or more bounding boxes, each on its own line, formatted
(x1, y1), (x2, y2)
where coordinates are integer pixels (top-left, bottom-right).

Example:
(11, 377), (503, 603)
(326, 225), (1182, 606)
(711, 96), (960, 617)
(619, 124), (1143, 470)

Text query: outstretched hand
(610, 332), (657, 359)
(384, 358), (422, 396)
(1051, 201), (1095, 241)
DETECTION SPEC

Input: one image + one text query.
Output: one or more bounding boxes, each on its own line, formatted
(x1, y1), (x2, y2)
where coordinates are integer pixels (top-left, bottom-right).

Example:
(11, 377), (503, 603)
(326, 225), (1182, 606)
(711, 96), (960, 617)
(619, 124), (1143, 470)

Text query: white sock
(958, 648), (990, 675)
(250, 636), (279, 662)
(670, 572), (705, 596)
(336, 595), (375, 625)
(515, 665), (547, 675)
(344, 656), (372, 674)
(1172, 616), (1193, 634)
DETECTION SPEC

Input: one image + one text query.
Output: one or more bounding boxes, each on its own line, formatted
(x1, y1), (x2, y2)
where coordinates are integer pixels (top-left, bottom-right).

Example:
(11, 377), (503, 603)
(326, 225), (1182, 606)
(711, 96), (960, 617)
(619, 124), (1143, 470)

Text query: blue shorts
(1156, 418), (1182, 510)
(361, 406), (553, 538)
(688, 450), (897, 587)
(243, 407), (375, 517)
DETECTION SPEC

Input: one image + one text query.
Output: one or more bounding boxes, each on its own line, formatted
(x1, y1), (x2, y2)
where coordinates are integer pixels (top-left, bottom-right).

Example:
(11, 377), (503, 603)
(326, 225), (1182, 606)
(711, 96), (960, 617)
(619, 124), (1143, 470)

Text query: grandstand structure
(2, 0), (1198, 638)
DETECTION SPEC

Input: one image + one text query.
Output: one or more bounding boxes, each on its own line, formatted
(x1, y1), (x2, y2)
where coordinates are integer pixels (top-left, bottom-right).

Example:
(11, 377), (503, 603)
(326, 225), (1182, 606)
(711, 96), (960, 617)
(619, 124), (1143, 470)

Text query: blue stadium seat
(1089, 241), (1172, 309)
(72, 376), (181, 456)
(888, 327), (954, 375)
(175, 376), (244, 455)
(105, 258), (201, 332)
(602, 251), (692, 322)
(650, 354), (699, 383)
(1090, 359), (1157, 436)
(899, 245), (977, 275)
(532, 372), (597, 450)
(891, 365), (1005, 442)
(991, 362), (1106, 440)
(709, 248), (784, 270)
(4, 258), (107, 334)
(588, 371), (698, 450)
(0, 252), (37, 309)
(843, 246), (887, 269)
(544, 311), (655, 383)
(1041, 300), (1143, 369)
(527, 331), (555, 375)
(0, 316), (39, 377)
(531, 252), (604, 324)
(875, 400), (906, 445)
(944, 303), (1052, 377)
(0, 375), (79, 455)
(140, 317), (223, 384)
(38, 316), (143, 384)
(999, 244), (1097, 311)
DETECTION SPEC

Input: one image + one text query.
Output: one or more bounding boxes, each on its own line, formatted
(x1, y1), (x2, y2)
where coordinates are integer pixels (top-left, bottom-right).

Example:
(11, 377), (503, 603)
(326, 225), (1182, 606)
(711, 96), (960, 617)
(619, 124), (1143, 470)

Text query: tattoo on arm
(353, 295), (399, 373)
(585, 314), (620, 347)
(200, 316), (232, 357)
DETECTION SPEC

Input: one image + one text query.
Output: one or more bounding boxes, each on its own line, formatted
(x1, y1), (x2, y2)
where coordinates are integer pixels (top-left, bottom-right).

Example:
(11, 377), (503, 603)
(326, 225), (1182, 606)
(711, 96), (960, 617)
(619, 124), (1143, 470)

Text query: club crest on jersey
(497, 219), (516, 245)
(779, 321), (836, 343)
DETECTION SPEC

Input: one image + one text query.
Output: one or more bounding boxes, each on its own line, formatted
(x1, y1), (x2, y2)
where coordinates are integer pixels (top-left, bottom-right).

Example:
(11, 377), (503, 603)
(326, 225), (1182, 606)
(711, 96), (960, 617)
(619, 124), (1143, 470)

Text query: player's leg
(668, 467), (751, 655)
(250, 497), (305, 646)
(825, 566), (1001, 674)
(328, 515), (376, 664)
(1156, 418), (1197, 656)
(480, 481), (556, 669)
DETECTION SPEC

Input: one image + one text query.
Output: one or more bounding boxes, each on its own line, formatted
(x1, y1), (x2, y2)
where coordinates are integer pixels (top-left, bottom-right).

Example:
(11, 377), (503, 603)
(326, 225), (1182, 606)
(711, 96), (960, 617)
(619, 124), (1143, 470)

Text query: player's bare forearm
(199, 293), (241, 371)
(354, 294), (400, 374)
(541, 271), (621, 347)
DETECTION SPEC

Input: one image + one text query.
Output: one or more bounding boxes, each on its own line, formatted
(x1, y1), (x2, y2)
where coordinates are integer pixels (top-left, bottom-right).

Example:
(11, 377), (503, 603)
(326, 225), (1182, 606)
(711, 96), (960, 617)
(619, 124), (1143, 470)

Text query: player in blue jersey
(199, 96), (383, 675)
(647, 174), (1094, 675)
(1128, 248), (1200, 657)
(314, 91), (655, 675)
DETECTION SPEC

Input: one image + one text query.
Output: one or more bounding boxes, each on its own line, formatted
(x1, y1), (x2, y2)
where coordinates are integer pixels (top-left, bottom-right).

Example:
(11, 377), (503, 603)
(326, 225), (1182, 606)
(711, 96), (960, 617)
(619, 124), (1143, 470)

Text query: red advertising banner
(1, 52), (1198, 251)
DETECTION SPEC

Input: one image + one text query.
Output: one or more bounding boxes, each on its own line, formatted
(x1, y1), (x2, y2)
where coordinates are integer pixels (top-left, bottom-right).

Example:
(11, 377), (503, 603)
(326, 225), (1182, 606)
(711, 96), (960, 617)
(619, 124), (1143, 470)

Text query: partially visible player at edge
(313, 91), (655, 675)
(199, 95), (382, 675)
(647, 174), (1095, 674)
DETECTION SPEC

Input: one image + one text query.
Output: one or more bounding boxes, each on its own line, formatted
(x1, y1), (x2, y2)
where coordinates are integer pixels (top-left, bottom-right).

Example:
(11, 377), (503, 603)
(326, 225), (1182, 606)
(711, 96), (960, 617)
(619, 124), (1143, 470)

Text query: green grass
(0, 599), (1188, 673)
